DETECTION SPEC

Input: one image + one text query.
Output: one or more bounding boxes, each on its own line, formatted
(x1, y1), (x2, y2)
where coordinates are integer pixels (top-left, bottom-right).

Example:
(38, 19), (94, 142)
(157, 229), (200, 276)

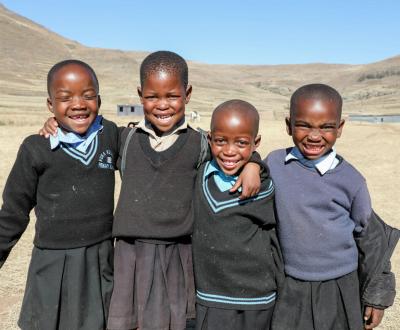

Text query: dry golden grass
(0, 111), (399, 329)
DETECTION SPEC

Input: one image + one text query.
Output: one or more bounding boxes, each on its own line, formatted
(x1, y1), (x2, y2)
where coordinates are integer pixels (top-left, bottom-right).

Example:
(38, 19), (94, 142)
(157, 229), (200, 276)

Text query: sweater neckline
(138, 127), (190, 166)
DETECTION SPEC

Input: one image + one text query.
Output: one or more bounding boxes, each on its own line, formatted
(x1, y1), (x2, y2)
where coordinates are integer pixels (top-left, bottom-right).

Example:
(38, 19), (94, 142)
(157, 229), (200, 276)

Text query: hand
(39, 117), (58, 138)
(230, 162), (261, 199)
(364, 306), (384, 329)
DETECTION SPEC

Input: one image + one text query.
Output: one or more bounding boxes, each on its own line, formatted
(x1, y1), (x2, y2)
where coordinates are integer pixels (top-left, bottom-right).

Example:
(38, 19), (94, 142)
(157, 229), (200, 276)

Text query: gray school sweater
(266, 148), (372, 281)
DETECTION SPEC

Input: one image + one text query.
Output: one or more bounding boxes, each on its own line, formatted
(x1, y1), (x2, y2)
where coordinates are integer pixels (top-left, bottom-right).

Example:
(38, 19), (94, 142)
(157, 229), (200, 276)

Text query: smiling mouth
(70, 114), (89, 121)
(303, 144), (325, 154)
(155, 114), (173, 122)
(221, 159), (240, 169)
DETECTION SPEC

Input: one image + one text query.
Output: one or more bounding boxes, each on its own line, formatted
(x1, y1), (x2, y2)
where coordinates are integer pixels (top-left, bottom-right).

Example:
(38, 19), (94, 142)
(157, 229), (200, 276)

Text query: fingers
(364, 307), (384, 329)
(229, 178), (242, 194)
(40, 117), (58, 138)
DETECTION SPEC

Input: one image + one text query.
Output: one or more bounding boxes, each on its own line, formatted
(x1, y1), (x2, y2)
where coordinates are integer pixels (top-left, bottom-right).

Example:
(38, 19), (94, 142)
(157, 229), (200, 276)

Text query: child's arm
(231, 152), (268, 199)
(39, 117), (58, 137)
(356, 211), (399, 328)
(0, 143), (37, 267)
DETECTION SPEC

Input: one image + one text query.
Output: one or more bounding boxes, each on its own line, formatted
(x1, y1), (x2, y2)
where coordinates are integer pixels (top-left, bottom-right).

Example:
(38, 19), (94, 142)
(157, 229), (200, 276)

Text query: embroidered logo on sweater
(98, 149), (115, 170)
(202, 162), (275, 213)
(60, 135), (98, 165)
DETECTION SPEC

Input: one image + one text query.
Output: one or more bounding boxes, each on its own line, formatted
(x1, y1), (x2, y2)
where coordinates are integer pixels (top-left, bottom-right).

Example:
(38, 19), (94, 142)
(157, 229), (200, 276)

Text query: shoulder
(187, 126), (202, 139)
(100, 117), (118, 132)
(336, 157), (366, 183)
(265, 148), (290, 165)
(21, 134), (50, 151)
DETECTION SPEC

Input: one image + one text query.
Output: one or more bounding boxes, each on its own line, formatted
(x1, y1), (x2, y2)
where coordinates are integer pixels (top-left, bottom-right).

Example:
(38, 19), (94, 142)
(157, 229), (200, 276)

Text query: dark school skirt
(195, 304), (274, 330)
(18, 239), (114, 330)
(271, 271), (363, 330)
(107, 238), (196, 330)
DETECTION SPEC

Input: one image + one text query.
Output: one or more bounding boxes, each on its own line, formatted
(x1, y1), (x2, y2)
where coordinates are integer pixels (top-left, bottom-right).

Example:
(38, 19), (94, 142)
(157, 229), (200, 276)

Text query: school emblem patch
(98, 149), (115, 170)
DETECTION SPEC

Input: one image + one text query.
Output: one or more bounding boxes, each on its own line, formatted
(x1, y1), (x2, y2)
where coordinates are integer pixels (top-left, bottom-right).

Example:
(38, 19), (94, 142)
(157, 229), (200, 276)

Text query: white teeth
(223, 161), (237, 166)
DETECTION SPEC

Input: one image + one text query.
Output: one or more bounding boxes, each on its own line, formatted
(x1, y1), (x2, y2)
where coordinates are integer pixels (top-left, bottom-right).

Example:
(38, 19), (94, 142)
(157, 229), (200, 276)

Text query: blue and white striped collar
(50, 115), (103, 152)
(285, 146), (339, 175)
(204, 160), (239, 192)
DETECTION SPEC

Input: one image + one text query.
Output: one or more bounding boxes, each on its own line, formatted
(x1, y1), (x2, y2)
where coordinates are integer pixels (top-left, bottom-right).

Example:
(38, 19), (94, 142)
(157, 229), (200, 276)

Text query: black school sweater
(0, 118), (118, 266)
(192, 161), (284, 310)
(113, 127), (202, 240)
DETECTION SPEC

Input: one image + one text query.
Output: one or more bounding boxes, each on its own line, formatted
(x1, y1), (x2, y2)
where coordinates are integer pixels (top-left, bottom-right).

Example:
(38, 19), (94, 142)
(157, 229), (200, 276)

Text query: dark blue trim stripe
(196, 290), (276, 305)
(60, 135), (98, 165)
(202, 162), (274, 213)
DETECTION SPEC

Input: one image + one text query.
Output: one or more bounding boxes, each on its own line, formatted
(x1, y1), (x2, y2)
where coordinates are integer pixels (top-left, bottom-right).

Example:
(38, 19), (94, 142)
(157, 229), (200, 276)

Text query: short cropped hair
(47, 59), (99, 96)
(212, 99), (260, 136)
(140, 51), (188, 89)
(290, 83), (342, 118)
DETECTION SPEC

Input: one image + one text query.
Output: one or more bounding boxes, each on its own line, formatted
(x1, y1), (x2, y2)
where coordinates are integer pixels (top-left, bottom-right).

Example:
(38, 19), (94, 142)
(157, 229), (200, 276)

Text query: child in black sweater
(192, 100), (283, 330)
(40, 52), (262, 330)
(0, 60), (118, 329)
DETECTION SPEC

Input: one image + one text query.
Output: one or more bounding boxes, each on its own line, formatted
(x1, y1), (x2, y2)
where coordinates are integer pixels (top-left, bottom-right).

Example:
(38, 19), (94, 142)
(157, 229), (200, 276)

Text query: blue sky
(2, 0), (400, 65)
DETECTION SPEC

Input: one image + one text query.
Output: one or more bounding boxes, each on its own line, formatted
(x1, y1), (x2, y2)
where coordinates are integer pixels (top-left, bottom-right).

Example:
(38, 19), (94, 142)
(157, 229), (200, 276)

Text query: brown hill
(1, 4), (399, 120)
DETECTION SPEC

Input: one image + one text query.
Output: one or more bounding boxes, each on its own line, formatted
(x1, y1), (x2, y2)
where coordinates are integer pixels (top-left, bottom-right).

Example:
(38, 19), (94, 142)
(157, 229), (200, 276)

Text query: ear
(185, 85), (192, 104)
(137, 86), (143, 104)
(207, 131), (212, 145)
(337, 119), (345, 138)
(98, 95), (102, 109)
(47, 97), (54, 114)
(254, 135), (261, 148)
(285, 117), (292, 136)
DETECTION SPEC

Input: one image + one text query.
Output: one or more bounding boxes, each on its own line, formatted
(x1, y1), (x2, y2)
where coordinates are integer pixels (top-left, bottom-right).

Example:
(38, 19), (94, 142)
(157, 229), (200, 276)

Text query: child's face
(47, 64), (100, 135)
(209, 112), (260, 176)
(138, 71), (191, 135)
(286, 97), (344, 160)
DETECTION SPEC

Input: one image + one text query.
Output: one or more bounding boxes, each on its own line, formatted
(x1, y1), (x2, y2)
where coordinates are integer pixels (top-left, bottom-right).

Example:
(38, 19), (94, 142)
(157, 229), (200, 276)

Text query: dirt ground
(0, 116), (399, 329)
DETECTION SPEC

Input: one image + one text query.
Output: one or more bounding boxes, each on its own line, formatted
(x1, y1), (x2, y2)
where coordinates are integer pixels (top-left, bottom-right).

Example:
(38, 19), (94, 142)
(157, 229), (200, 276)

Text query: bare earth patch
(0, 119), (399, 329)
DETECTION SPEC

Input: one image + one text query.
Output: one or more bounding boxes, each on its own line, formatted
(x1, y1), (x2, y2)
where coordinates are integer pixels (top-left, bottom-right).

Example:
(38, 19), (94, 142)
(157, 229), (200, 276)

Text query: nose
(71, 96), (87, 109)
(308, 128), (322, 141)
(223, 143), (237, 156)
(156, 97), (169, 110)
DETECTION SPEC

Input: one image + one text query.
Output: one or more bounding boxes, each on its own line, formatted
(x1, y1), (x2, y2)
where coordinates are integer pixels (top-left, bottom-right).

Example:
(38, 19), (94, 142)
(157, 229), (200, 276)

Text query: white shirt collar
(285, 146), (339, 175)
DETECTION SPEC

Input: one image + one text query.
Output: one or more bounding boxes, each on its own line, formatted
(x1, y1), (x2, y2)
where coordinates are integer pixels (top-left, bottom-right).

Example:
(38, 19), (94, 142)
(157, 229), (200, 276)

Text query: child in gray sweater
(266, 83), (398, 330)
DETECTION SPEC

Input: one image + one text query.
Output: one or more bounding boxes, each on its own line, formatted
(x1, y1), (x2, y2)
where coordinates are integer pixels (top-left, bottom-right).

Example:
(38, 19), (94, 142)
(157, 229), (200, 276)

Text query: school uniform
(192, 160), (283, 330)
(108, 119), (201, 330)
(266, 147), (399, 330)
(0, 116), (118, 330)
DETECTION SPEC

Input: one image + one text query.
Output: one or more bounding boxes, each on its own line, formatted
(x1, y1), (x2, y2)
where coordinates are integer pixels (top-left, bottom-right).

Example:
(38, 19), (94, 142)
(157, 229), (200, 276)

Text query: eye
(213, 138), (226, 145)
(237, 140), (250, 147)
(320, 125), (336, 132)
(144, 95), (157, 100)
(295, 123), (309, 129)
(168, 94), (180, 99)
(56, 95), (72, 102)
(83, 94), (97, 101)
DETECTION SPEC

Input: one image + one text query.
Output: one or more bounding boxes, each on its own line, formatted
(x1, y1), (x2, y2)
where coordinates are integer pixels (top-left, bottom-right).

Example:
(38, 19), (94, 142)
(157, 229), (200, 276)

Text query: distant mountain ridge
(1, 4), (399, 117)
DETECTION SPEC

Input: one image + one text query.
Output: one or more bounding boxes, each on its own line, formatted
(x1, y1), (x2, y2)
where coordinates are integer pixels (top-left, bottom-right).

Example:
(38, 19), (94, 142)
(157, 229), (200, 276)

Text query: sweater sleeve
(356, 210), (400, 309)
(351, 180), (372, 234)
(0, 143), (38, 267)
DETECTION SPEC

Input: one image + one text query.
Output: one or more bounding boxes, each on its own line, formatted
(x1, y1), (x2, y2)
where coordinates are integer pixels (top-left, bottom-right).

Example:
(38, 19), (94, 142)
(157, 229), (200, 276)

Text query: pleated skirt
(271, 271), (363, 330)
(107, 238), (195, 330)
(195, 304), (274, 330)
(18, 239), (114, 330)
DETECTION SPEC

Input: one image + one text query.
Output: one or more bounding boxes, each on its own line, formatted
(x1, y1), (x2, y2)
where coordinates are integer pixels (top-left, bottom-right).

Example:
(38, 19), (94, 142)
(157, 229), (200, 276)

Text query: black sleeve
(356, 210), (400, 309)
(0, 143), (38, 267)
(248, 152), (270, 180)
(116, 126), (127, 154)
